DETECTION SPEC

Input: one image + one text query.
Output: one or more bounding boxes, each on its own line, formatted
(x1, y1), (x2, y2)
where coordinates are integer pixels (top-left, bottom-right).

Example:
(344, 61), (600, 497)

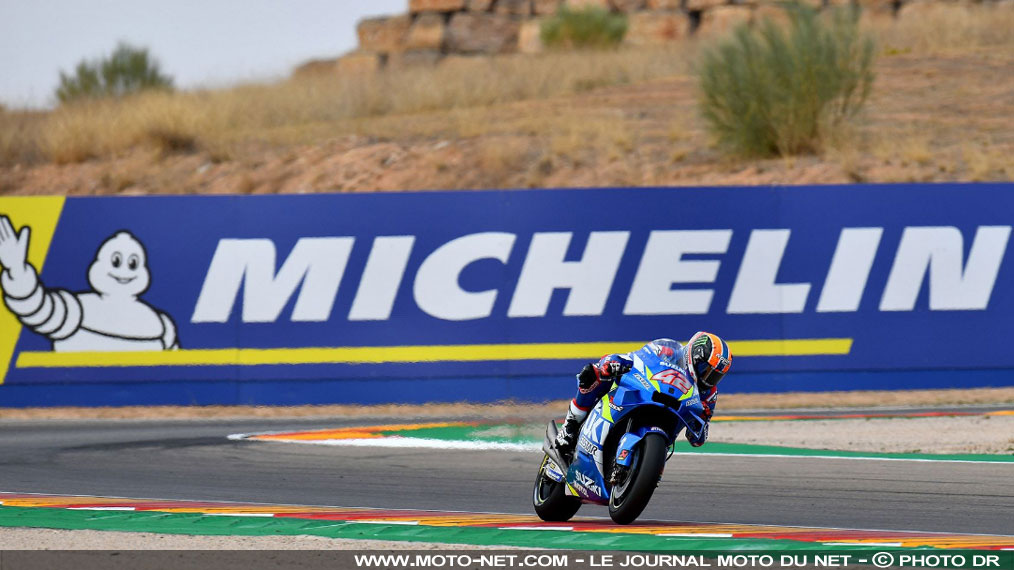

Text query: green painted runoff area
(381, 425), (1014, 463)
(0, 506), (948, 552)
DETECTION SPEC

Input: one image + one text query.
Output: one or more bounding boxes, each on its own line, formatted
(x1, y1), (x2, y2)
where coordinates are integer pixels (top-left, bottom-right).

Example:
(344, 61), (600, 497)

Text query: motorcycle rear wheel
(607, 433), (667, 524)
(533, 454), (581, 522)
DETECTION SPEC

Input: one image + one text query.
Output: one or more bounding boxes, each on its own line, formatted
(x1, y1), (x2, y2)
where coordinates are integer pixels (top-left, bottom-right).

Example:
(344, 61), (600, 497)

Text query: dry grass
(42, 93), (204, 163)
(477, 136), (535, 183)
(898, 134), (933, 167)
(0, 109), (45, 167)
(547, 114), (633, 161)
(868, 129), (932, 167)
(3, 49), (686, 166)
(963, 139), (1014, 181)
(870, 2), (1014, 54)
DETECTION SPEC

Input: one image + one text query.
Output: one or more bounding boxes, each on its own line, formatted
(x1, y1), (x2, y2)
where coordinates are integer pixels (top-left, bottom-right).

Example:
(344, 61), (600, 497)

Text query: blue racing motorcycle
(533, 346), (709, 524)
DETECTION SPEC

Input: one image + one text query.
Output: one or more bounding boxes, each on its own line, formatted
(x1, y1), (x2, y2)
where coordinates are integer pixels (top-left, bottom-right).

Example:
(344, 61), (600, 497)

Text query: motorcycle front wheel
(533, 454), (581, 522)
(607, 433), (667, 524)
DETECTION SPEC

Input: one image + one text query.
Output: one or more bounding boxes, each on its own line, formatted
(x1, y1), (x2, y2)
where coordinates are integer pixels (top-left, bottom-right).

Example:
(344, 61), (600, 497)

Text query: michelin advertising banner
(0, 183), (1012, 406)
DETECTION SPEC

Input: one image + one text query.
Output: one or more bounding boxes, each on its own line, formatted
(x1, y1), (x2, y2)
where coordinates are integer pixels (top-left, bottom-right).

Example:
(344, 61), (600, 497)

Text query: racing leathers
(554, 338), (719, 457)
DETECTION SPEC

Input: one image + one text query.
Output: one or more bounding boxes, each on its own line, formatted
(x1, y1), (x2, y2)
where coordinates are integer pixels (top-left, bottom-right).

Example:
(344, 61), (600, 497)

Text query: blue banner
(0, 183), (1011, 406)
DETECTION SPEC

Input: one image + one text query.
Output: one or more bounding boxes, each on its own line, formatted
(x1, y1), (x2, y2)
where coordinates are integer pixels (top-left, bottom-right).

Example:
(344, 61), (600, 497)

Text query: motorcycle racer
(554, 332), (732, 458)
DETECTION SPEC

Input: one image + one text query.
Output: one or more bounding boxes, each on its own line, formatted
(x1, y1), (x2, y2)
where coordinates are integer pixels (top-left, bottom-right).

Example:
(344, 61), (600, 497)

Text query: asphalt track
(2, 410), (1012, 538)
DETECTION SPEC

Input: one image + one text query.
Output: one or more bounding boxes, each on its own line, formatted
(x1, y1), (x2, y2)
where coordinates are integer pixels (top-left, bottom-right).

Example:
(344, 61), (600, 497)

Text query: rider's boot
(554, 401), (588, 461)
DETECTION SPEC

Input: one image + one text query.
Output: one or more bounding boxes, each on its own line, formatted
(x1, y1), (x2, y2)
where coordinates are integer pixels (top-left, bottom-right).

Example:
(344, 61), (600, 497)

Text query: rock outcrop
(306, 0), (985, 75)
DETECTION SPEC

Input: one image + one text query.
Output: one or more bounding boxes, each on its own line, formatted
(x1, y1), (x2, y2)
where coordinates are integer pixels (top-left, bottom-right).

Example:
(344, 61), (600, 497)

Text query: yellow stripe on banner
(15, 338), (852, 369)
(0, 197), (66, 385)
(730, 338), (853, 356)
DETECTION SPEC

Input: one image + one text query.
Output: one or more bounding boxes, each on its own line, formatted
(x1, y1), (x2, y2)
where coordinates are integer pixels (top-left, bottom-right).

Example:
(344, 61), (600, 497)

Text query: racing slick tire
(607, 432), (667, 524)
(533, 454), (582, 522)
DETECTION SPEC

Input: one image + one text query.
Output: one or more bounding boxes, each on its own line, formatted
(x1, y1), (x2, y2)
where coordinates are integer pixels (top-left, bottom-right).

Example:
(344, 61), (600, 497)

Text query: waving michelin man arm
(0, 215), (82, 341)
(0, 215), (33, 296)
(158, 312), (179, 350)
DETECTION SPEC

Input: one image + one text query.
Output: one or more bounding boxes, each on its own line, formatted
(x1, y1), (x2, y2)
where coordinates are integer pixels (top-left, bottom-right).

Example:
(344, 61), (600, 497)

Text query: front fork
(610, 426), (671, 485)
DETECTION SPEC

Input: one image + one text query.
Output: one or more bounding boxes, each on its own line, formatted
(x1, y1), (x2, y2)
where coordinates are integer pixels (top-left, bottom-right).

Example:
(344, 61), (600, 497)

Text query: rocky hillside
(317, 0), (974, 75)
(1, 3), (1011, 196)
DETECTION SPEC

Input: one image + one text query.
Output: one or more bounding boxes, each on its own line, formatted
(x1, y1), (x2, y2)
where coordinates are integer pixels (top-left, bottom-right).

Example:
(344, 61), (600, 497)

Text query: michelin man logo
(0, 215), (178, 352)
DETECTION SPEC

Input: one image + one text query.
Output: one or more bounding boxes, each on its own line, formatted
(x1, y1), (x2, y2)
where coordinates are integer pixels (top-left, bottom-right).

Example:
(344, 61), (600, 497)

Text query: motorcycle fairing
(543, 457), (565, 483)
(566, 397), (612, 504)
(559, 346), (709, 504)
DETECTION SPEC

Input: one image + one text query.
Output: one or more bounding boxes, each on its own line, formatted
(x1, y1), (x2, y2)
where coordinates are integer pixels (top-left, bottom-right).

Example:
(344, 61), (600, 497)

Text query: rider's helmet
(686, 331), (732, 391)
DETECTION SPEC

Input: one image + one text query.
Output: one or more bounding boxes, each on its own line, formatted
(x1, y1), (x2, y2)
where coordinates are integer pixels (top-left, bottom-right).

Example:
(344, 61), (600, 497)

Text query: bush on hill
(697, 4), (876, 157)
(541, 7), (628, 50)
(56, 43), (174, 105)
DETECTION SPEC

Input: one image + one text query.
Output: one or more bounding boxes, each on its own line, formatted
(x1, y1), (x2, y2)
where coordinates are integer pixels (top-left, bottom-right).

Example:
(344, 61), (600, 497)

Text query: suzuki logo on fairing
(575, 471), (602, 496)
(191, 226), (1011, 323)
(585, 415), (609, 445)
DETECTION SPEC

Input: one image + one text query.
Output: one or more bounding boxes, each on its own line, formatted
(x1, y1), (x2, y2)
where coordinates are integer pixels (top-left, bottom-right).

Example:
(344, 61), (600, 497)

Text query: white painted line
(670, 452), (1014, 465)
(66, 507), (136, 511)
(499, 526), (574, 531)
(822, 542), (903, 547)
(356, 520), (420, 525)
(238, 436), (542, 453)
(202, 513), (276, 517)
(231, 433), (1012, 465)
(0, 490), (543, 521)
(656, 533), (733, 538)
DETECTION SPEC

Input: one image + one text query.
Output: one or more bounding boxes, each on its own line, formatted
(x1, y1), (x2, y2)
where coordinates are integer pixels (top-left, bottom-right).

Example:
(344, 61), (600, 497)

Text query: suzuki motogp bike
(532, 347), (709, 525)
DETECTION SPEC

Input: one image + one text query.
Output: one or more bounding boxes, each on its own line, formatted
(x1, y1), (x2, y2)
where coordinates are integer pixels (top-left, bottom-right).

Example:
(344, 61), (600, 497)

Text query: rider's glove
(578, 357), (631, 394)
(689, 388), (718, 447)
(701, 400), (713, 421)
(577, 363), (599, 393)
(700, 387), (718, 421)
(596, 360), (628, 379)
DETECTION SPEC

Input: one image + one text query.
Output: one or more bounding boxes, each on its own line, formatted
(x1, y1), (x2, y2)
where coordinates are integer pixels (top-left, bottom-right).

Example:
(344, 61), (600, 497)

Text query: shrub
(56, 43), (174, 105)
(697, 4), (875, 157)
(541, 7), (628, 50)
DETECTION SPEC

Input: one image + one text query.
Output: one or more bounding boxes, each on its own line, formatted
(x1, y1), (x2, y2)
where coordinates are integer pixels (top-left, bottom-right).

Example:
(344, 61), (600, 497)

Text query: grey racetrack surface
(1, 415), (1012, 536)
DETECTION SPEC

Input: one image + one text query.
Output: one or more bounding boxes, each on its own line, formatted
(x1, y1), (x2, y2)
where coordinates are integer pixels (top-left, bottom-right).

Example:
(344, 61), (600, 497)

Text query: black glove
(577, 363), (599, 392)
